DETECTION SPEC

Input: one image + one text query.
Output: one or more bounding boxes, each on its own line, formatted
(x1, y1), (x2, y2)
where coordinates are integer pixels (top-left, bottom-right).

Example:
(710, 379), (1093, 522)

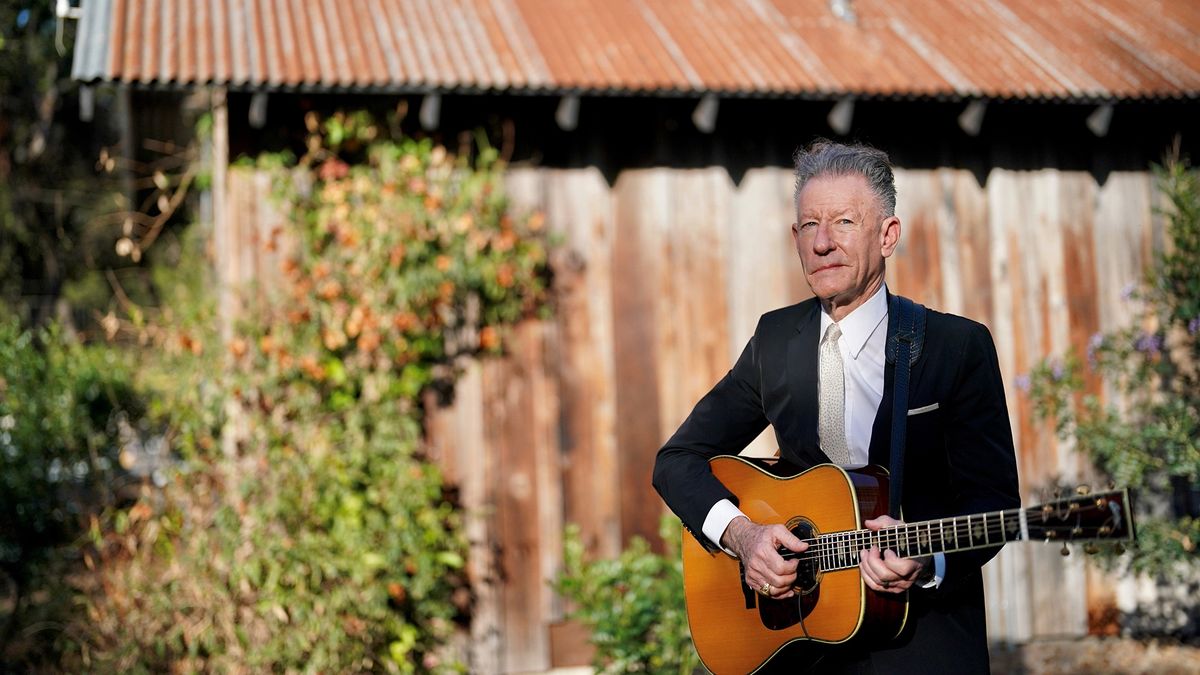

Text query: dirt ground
(990, 637), (1200, 674)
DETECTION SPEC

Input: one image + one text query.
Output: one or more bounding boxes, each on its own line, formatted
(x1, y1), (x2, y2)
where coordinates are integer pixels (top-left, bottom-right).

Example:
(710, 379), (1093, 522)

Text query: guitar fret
(983, 513), (989, 545)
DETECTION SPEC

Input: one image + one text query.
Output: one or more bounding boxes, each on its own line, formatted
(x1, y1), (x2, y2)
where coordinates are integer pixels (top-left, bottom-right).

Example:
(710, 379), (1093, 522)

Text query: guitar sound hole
(787, 518), (820, 594)
(757, 518), (820, 631)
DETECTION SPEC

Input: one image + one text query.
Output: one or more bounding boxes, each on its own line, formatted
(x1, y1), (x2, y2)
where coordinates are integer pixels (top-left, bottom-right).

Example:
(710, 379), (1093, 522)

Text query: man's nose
(811, 223), (835, 253)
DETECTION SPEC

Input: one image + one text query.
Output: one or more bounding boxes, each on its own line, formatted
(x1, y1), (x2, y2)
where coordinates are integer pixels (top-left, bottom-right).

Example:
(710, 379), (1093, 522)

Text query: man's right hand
(720, 516), (806, 599)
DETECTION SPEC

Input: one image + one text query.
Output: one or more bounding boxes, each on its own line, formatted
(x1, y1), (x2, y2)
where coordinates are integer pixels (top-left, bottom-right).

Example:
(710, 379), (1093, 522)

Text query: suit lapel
(787, 302), (826, 465)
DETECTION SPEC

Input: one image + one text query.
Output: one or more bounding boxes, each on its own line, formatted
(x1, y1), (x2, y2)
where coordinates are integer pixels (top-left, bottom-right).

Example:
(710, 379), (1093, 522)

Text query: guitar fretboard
(779, 492), (1130, 571)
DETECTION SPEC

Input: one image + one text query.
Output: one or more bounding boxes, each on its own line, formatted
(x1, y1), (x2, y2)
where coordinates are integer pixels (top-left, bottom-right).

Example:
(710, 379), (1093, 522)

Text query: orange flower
(286, 308), (311, 325)
(435, 255), (452, 272)
(336, 225), (360, 248)
(322, 327), (348, 351)
(527, 211), (546, 231)
(259, 335), (276, 355)
(228, 337), (249, 359)
(480, 326), (499, 350)
(317, 279), (343, 300)
(317, 158), (349, 181)
(438, 280), (455, 300)
(299, 355), (326, 381)
(496, 263), (514, 288)
(312, 261), (332, 280)
(357, 330), (381, 354)
(346, 306), (365, 338)
(393, 313), (417, 331)
(389, 244), (406, 266)
(494, 231), (516, 252)
(281, 257), (301, 279)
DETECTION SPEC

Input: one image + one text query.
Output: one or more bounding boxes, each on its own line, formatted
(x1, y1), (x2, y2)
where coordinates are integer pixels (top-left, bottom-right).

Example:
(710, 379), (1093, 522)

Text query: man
(652, 140), (1020, 673)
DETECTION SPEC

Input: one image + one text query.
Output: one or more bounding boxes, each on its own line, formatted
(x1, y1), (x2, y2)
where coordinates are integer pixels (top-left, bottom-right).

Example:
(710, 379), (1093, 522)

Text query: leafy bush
(0, 316), (140, 661)
(555, 517), (699, 675)
(1025, 157), (1200, 577)
(68, 113), (552, 672)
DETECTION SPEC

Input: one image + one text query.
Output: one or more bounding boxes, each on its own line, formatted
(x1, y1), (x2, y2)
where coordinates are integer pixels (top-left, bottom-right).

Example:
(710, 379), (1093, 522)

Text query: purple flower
(1014, 374), (1031, 392)
(1120, 282), (1137, 301)
(1051, 359), (1066, 381)
(1189, 316), (1200, 336)
(1087, 332), (1104, 365)
(1134, 332), (1163, 356)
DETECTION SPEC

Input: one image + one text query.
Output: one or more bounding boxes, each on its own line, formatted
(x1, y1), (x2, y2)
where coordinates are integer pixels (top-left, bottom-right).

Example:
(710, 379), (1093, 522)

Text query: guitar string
(777, 514), (1115, 563)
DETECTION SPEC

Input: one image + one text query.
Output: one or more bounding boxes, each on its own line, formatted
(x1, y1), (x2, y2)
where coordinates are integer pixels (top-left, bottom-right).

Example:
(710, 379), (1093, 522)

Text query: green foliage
(555, 517), (700, 675)
(1026, 158), (1200, 576)
(68, 113), (552, 673)
(0, 315), (139, 658)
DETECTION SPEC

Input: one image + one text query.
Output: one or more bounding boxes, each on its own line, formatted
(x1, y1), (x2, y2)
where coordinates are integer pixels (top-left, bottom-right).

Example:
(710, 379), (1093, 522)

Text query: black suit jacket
(652, 295), (1021, 673)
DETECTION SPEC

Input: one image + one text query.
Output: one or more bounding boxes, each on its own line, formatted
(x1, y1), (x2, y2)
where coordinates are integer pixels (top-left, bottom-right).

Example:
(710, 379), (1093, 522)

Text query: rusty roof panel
(70, 0), (1200, 99)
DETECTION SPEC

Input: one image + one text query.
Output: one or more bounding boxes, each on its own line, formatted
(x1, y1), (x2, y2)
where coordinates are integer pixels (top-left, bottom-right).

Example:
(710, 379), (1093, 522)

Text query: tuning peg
(1060, 543), (1070, 556)
(1084, 543), (1100, 555)
(1076, 485), (1091, 496)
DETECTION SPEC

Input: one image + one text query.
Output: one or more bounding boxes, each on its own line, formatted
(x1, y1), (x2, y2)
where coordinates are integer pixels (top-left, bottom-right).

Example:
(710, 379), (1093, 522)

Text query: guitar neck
(783, 489), (1133, 571)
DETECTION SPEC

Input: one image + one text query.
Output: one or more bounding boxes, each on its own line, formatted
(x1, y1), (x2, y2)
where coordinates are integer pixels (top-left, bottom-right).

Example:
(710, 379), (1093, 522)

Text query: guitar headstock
(1026, 488), (1135, 551)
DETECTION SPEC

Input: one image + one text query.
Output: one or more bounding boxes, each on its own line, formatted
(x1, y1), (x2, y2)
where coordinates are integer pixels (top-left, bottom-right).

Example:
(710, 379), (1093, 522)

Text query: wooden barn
(69, 0), (1200, 672)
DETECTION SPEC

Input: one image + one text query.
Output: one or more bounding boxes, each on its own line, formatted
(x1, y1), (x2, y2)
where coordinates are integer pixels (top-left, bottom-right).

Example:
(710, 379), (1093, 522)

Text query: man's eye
(800, 222), (817, 229)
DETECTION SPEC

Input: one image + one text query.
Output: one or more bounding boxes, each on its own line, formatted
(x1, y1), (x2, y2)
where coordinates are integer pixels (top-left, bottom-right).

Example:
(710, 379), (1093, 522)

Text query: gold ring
(759, 582), (771, 595)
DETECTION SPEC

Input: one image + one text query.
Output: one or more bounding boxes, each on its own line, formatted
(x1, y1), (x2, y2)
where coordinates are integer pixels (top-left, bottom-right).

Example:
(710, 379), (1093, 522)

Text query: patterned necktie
(819, 323), (850, 465)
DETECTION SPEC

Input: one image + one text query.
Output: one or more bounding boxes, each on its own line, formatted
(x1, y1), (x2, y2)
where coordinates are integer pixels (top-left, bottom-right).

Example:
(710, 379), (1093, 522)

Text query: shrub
(555, 517), (699, 675)
(69, 113), (552, 672)
(0, 316), (140, 663)
(1025, 156), (1199, 579)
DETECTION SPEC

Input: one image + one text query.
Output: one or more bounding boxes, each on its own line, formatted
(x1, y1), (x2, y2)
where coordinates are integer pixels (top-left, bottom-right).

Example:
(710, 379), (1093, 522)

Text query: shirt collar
(819, 284), (888, 360)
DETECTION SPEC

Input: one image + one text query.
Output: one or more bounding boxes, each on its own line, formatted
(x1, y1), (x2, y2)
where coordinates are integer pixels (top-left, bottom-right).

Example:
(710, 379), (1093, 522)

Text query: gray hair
(793, 140), (897, 217)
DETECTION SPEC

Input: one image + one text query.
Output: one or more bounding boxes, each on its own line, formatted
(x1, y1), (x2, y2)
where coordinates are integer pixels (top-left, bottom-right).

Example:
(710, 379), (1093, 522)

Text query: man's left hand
(859, 515), (930, 594)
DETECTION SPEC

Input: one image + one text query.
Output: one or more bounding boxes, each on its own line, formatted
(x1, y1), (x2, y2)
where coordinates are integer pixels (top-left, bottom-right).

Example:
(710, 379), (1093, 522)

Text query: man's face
(791, 173), (900, 318)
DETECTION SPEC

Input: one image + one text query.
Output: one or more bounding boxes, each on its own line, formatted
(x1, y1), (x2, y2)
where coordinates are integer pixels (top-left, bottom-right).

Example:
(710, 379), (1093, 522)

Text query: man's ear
(880, 216), (901, 258)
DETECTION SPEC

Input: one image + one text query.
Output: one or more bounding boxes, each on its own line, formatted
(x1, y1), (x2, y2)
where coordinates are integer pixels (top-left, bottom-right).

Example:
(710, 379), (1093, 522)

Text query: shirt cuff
(702, 499), (746, 556)
(920, 552), (946, 589)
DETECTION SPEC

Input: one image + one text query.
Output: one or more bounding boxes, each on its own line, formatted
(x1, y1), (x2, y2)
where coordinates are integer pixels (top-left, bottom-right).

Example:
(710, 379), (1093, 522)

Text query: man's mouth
(812, 263), (845, 273)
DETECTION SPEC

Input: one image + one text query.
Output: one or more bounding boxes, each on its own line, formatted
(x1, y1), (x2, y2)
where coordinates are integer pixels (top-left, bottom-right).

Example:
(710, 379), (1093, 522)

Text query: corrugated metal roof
(71, 0), (1200, 100)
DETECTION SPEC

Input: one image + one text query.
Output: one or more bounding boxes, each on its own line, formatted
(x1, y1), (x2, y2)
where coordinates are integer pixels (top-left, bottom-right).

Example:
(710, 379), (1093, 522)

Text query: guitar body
(682, 456), (907, 674)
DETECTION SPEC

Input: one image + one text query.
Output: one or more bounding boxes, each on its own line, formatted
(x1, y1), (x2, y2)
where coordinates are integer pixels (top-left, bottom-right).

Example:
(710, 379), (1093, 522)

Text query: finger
(880, 549), (920, 579)
(860, 547), (897, 588)
(747, 557), (796, 590)
(863, 515), (902, 531)
(772, 524), (808, 553)
(858, 550), (883, 587)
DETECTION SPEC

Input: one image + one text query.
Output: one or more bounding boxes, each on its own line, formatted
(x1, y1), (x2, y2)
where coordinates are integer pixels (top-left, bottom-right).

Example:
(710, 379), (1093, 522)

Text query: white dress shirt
(701, 285), (945, 587)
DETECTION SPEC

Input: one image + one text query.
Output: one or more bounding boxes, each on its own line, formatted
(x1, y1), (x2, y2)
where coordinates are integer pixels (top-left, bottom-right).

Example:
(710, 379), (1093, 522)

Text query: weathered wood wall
(224, 163), (1162, 673)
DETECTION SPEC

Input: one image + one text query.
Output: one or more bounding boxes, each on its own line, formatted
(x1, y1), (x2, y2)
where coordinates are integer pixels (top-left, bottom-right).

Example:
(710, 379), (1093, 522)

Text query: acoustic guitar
(682, 456), (1136, 674)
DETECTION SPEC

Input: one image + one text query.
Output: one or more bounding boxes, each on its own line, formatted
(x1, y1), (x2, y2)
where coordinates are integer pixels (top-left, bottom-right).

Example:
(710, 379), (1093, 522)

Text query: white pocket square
(907, 402), (940, 416)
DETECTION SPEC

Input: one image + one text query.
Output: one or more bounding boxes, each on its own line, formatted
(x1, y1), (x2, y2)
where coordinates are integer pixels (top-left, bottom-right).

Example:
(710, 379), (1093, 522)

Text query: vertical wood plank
(611, 170), (669, 547)
(727, 168), (798, 458)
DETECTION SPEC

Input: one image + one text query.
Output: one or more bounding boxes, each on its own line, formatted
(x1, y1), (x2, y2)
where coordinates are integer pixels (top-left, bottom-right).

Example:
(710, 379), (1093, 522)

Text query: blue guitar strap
(885, 295), (927, 519)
